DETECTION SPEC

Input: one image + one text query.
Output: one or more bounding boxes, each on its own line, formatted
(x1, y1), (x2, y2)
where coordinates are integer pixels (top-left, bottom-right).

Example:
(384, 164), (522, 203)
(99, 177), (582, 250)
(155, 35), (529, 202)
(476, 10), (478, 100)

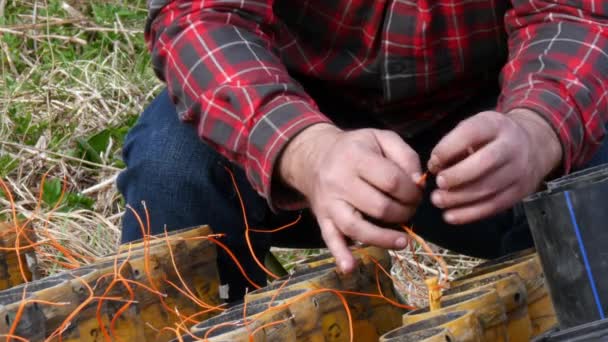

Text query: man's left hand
(428, 109), (562, 224)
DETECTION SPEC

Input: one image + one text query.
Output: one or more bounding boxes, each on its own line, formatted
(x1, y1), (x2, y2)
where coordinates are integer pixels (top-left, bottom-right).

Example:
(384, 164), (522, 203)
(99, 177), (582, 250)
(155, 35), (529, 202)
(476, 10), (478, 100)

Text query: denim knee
(117, 89), (276, 300)
(116, 89), (270, 242)
(117, 90), (238, 241)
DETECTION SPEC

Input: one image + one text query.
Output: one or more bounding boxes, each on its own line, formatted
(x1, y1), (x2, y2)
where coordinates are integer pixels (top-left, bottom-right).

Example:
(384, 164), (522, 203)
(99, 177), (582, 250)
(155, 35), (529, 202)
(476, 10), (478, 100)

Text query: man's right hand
(279, 123), (423, 273)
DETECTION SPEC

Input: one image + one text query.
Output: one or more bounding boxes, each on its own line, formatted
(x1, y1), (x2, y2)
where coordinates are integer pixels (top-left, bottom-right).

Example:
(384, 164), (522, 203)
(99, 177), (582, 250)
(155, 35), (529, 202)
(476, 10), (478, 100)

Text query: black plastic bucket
(532, 317), (608, 341)
(523, 163), (608, 329)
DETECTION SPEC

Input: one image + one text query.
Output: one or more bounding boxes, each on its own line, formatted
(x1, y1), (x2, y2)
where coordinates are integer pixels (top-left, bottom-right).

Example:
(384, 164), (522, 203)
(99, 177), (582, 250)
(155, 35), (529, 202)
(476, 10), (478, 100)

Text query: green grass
(0, 0), (161, 269)
(1, 0), (156, 167)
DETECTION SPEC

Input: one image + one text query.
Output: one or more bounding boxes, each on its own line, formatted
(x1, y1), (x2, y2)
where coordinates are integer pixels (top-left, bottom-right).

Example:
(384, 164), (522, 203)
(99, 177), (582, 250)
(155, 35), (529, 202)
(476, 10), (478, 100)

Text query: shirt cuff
(245, 97), (331, 210)
(498, 87), (576, 175)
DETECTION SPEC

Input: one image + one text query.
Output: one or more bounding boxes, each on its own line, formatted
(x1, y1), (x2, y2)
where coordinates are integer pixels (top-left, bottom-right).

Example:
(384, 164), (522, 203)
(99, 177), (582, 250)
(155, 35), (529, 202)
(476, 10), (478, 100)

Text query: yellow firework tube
(0, 277), (77, 334)
(52, 259), (145, 342)
(0, 222), (39, 290)
(230, 288), (350, 341)
(404, 288), (508, 341)
(248, 261), (404, 340)
(107, 242), (221, 341)
(0, 278), (71, 341)
(184, 303), (295, 342)
(293, 245), (391, 272)
(444, 272), (531, 342)
(383, 327), (455, 342)
(382, 310), (482, 342)
(470, 248), (537, 274)
(425, 277), (442, 311)
(453, 253), (557, 337)
(346, 259), (405, 337)
(247, 263), (343, 301)
(118, 225), (214, 253)
(113, 224), (222, 318)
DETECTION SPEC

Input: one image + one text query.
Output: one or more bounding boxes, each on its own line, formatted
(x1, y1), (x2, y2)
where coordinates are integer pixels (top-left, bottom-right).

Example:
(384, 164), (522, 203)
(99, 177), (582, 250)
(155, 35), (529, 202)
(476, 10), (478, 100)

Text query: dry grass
(389, 246), (482, 307)
(0, 0), (481, 307)
(0, 0), (161, 274)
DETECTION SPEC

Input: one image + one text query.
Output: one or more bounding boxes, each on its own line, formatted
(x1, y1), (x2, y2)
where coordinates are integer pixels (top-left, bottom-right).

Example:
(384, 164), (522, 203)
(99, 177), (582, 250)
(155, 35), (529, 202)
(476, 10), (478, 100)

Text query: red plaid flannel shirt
(145, 0), (608, 207)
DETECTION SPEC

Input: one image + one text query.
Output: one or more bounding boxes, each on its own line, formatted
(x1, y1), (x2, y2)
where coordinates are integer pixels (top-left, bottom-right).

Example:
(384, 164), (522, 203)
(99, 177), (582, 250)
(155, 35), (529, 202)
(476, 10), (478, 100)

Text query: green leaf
(75, 137), (97, 163)
(75, 129), (112, 164)
(42, 178), (63, 207)
(64, 193), (95, 211)
(40, 177), (95, 211)
(0, 155), (18, 177)
(87, 129), (112, 155)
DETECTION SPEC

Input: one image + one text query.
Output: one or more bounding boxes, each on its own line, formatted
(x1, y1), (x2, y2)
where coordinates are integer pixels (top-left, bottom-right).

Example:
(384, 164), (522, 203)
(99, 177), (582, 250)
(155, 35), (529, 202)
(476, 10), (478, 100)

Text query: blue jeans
(117, 87), (608, 302)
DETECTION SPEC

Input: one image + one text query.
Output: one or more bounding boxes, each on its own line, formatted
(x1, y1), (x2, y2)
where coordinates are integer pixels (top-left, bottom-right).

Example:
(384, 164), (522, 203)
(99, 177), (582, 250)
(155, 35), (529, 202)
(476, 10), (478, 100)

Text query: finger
(432, 164), (516, 209)
(428, 111), (500, 174)
(318, 217), (356, 273)
(346, 178), (415, 223)
(356, 155), (422, 206)
(374, 130), (422, 176)
(442, 185), (521, 225)
(435, 140), (508, 190)
(331, 200), (408, 250)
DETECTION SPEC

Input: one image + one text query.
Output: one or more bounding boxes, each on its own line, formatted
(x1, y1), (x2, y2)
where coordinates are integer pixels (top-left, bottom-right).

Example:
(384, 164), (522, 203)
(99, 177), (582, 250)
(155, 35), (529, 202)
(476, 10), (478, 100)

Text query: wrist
(278, 123), (342, 195)
(507, 108), (563, 180)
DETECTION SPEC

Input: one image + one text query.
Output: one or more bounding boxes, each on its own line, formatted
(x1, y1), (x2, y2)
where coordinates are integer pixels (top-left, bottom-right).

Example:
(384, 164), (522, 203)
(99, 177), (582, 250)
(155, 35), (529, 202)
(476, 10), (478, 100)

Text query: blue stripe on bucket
(564, 190), (605, 319)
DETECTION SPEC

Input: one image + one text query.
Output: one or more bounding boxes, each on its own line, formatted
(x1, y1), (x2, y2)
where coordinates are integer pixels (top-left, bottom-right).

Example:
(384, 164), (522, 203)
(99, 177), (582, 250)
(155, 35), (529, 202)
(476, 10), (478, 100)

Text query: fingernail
(340, 261), (351, 273)
(444, 212), (455, 224)
(436, 175), (447, 189)
(396, 237), (407, 249)
(431, 191), (443, 208)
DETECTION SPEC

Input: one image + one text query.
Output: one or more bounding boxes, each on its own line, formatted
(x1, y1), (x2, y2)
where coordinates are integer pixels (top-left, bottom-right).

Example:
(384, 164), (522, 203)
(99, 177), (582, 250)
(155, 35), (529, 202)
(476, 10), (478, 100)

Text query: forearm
(145, 1), (330, 203)
(498, 0), (608, 174)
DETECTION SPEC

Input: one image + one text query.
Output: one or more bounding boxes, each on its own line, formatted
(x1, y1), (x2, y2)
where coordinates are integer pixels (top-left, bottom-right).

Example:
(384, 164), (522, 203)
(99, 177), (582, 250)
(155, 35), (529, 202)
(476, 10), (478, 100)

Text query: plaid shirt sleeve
(145, 0), (330, 207)
(497, 0), (608, 173)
